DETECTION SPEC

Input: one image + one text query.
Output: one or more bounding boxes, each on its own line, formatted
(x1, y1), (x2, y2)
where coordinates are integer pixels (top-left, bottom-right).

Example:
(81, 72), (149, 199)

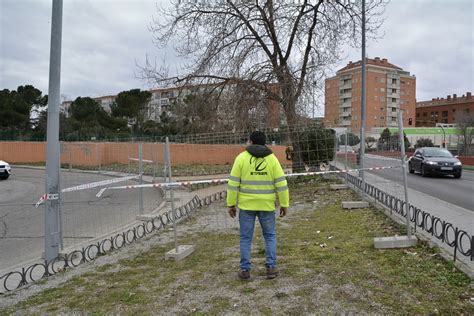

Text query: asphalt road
(363, 155), (474, 211)
(0, 167), (163, 271)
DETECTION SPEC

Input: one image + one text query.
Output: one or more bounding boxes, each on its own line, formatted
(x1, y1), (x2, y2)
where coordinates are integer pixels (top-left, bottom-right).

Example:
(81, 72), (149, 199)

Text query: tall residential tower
(324, 57), (416, 131)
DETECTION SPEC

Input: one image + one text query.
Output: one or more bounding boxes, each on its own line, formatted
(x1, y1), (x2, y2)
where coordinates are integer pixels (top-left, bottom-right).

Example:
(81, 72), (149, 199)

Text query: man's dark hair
(249, 131), (266, 145)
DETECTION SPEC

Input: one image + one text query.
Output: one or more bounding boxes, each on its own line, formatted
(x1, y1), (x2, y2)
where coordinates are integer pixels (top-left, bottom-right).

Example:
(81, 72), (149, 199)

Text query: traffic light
(408, 118), (413, 126)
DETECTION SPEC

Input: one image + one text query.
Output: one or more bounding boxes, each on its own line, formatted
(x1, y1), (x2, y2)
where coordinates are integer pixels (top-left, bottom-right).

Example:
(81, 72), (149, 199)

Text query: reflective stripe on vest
(274, 176), (286, 183)
(239, 188), (276, 194)
(229, 175), (240, 182)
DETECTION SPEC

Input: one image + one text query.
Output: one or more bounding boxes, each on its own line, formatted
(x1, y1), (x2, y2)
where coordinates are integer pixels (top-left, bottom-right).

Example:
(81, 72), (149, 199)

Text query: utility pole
(44, 0), (63, 263)
(359, 0), (367, 191)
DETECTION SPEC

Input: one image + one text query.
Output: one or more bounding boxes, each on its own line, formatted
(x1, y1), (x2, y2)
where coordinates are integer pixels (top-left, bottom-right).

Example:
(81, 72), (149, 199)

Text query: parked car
(0, 160), (12, 180)
(408, 147), (462, 178)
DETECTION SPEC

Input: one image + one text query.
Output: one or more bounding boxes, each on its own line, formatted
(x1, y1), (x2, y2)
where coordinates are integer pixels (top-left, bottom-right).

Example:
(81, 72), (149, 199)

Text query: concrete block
(342, 201), (369, 209)
(165, 244), (195, 261)
(330, 184), (348, 190)
(374, 235), (418, 249)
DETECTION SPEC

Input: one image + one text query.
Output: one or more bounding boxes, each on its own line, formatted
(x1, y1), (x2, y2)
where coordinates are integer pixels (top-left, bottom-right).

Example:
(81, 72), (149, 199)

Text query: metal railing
(338, 168), (472, 263)
(0, 191), (227, 294)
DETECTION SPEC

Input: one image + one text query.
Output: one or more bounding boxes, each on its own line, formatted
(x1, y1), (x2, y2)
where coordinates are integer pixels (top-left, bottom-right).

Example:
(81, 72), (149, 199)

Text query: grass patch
(2, 178), (472, 314)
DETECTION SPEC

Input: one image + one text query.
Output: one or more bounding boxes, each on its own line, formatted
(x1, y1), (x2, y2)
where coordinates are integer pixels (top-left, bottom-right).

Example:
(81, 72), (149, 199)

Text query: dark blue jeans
(239, 210), (277, 271)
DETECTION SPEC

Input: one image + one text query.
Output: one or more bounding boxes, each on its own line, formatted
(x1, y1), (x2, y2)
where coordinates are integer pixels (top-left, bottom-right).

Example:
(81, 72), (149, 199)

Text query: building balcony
(339, 82), (352, 90)
(339, 92), (352, 99)
(339, 102), (351, 109)
(340, 119), (351, 126)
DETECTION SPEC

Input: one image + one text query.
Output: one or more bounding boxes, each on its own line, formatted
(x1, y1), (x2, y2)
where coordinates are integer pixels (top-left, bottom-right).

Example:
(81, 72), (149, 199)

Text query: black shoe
(266, 267), (279, 279)
(238, 270), (250, 280)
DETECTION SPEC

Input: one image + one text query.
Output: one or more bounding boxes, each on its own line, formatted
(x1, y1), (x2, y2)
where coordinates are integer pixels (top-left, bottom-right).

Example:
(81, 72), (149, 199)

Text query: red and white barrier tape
(34, 193), (59, 208)
(129, 157), (154, 163)
(95, 165), (401, 198)
(35, 174), (140, 207)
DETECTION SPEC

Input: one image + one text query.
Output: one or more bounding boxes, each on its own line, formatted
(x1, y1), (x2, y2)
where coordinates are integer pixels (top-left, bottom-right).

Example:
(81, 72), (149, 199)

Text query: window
(453, 109), (456, 113)
(423, 112), (427, 117)
(400, 100), (404, 105)
(442, 111), (448, 117)
(464, 108), (470, 115)
(374, 96), (378, 101)
(392, 78), (397, 84)
(380, 78), (385, 83)
(392, 98), (397, 103)
(380, 88), (385, 92)
(392, 107), (397, 112)
(380, 107), (384, 111)
(416, 112), (420, 117)
(392, 88), (397, 94)
(391, 117), (397, 122)
(380, 116), (385, 120)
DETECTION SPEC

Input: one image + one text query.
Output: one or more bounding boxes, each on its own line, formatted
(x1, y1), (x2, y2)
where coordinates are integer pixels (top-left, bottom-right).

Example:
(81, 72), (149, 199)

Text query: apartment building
(416, 92), (473, 127)
(61, 83), (284, 129)
(324, 57), (416, 131)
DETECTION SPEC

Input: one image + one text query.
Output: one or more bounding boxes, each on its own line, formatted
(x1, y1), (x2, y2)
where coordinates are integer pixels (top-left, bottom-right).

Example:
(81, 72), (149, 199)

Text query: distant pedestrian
(227, 131), (290, 280)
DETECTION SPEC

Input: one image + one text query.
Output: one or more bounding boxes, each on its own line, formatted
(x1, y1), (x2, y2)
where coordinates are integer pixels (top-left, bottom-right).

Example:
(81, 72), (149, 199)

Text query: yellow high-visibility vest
(226, 145), (289, 211)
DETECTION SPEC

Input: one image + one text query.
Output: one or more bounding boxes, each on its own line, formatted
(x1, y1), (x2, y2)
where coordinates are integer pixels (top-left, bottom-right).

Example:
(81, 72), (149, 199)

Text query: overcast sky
(1, 0), (473, 116)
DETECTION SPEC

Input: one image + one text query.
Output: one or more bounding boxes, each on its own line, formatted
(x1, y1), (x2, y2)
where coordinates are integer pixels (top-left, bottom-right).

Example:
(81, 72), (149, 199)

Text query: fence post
(164, 137), (178, 252)
(69, 145), (72, 172)
(97, 143), (101, 174)
(152, 144), (157, 182)
(138, 143), (144, 215)
(397, 110), (412, 238)
(344, 131), (348, 170)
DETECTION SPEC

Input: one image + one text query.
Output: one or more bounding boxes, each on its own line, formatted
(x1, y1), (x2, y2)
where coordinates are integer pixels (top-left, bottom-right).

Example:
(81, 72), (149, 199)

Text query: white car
(0, 160), (12, 180)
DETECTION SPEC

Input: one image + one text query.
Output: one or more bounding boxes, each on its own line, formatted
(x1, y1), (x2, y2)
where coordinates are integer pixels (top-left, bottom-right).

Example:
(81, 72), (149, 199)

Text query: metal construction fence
(0, 191), (226, 293)
(0, 125), (472, 293)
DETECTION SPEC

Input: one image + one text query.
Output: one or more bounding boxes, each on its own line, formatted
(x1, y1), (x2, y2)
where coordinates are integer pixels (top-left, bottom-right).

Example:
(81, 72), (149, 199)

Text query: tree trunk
(283, 95), (305, 173)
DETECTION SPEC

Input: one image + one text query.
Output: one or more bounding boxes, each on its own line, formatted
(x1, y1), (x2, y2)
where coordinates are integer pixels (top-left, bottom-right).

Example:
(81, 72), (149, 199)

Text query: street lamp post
(430, 114), (446, 148)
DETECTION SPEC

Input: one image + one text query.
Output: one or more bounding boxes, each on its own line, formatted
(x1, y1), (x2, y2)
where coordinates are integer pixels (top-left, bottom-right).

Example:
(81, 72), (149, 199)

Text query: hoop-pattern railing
(0, 191), (227, 294)
(337, 168), (473, 263)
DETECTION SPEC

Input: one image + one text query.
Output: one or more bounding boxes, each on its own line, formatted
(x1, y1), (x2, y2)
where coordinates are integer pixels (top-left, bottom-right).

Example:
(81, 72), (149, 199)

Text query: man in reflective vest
(227, 131), (290, 280)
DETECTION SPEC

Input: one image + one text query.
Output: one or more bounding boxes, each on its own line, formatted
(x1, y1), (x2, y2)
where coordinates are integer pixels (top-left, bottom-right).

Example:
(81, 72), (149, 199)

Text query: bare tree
(142, 0), (386, 171)
(455, 112), (474, 155)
